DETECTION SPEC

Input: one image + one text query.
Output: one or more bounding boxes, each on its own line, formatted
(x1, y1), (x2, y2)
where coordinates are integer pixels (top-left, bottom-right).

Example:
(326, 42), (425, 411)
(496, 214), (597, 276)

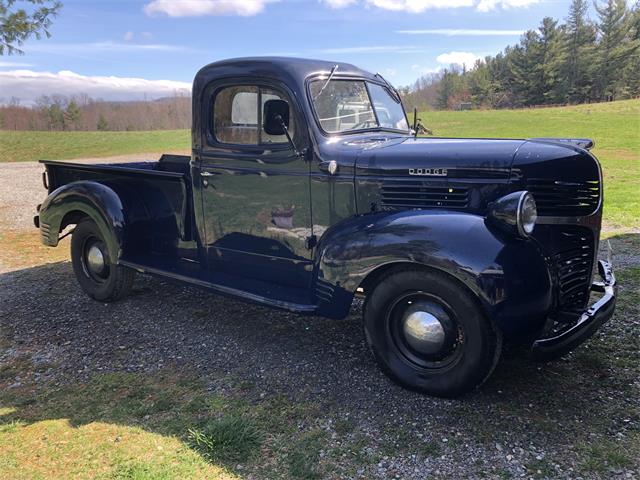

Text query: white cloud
(28, 41), (193, 55)
(320, 45), (425, 54)
(411, 64), (442, 75)
(367, 0), (472, 12)
(0, 70), (191, 105)
(397, 28), (525, 36)
(321, 0), (538, 11)
(436, 51), (480, 68)
(0, 61), (34, 68)
(321, 0), (358, 7)
(476, 0), (539, 12)
(123, 31), (134, 41)
(144, 0), (275, 17)
(385, 68), (397, 76)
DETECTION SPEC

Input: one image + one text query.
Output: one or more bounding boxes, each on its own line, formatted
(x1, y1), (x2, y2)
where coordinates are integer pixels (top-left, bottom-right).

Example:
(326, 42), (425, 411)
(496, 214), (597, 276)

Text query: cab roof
(193, 56), (378, 90)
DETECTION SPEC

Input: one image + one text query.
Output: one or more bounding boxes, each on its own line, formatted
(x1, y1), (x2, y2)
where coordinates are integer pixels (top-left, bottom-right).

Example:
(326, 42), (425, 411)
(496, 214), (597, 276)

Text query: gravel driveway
(1, 156), (638, 479)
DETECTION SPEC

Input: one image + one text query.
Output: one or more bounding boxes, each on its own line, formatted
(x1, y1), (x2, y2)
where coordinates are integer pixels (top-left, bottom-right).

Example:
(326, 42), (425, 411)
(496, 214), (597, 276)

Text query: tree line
(0, 94), (191, 131)
(401, 0), (640, 111)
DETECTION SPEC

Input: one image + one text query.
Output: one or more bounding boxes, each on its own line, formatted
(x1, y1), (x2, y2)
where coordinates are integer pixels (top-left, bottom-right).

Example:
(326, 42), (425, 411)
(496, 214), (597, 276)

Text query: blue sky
(0, 0), (595, 104)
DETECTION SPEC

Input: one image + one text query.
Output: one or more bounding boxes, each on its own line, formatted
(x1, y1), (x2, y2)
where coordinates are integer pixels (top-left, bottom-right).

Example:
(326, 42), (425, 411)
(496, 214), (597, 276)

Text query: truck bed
(41, 154), (191, 190)
(40, 154), (195, 256)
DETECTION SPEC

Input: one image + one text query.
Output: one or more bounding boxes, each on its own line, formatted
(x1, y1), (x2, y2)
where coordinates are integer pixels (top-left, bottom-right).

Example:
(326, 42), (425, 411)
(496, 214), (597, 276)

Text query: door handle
(200, 171), (214, 177)
(318, 160), (338, 175)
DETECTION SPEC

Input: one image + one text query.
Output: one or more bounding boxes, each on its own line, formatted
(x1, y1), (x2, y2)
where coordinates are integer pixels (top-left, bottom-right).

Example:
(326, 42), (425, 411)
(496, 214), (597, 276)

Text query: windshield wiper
(313, 64), (339, 101)
(374, 72), (401, 103)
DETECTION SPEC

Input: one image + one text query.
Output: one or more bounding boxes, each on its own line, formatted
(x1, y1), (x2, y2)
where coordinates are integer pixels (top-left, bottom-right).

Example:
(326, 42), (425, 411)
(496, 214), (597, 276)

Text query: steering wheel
(351, 120), (377, 130)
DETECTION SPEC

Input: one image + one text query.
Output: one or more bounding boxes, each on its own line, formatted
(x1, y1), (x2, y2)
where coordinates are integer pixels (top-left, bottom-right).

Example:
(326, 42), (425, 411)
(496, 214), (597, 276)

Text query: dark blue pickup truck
(35, 57), (616, 397)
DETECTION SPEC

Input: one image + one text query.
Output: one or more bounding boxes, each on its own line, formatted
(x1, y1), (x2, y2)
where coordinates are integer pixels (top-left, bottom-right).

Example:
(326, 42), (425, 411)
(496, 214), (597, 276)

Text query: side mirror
(263, 99), (290, 136)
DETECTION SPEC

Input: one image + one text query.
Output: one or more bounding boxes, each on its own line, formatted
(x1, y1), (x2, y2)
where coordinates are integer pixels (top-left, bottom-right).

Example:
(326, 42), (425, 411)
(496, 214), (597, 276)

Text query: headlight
(487, 191), (537, 238)
(518, 192), (537, 236)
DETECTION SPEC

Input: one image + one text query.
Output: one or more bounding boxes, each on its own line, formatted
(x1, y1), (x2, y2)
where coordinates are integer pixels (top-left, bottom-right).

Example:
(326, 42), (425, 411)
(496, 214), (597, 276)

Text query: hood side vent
(381, 180), (469, 210)
(526, 178), (599, 216)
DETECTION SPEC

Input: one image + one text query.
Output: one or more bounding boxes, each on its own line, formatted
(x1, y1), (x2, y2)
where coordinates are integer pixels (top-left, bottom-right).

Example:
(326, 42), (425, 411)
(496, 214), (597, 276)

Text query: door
(197, 82), (313, 289)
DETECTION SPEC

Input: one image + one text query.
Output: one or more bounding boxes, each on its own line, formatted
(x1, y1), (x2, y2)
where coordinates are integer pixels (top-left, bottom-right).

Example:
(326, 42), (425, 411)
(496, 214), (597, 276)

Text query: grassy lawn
(0, 369), (327, 479)
(0, 130), (190, 163)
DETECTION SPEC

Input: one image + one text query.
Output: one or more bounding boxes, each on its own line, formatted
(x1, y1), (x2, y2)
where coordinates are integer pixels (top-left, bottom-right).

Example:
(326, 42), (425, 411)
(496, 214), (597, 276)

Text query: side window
(214, 86), (258, 145)
(213, 85), (295, 146)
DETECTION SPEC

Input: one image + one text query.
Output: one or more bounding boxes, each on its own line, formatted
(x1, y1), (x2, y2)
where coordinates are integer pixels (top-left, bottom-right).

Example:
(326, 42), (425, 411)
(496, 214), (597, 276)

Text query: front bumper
(532, 260), (617, 361)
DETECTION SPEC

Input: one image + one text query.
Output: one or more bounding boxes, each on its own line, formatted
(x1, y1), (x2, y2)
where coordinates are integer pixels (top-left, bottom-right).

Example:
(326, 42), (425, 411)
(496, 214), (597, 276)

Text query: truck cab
(35, 57), (616, 397)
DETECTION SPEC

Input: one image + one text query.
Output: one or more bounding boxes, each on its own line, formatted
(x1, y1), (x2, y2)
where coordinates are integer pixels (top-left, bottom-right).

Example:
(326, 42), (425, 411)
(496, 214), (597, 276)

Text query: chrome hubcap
(389, 294), (462, 368)
(402, 310), (446, 355)
(86, 245), (106, 274)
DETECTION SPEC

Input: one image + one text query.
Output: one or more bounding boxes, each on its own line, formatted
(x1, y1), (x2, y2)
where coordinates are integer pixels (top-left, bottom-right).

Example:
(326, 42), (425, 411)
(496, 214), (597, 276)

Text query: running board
(119, 259), (318, 314)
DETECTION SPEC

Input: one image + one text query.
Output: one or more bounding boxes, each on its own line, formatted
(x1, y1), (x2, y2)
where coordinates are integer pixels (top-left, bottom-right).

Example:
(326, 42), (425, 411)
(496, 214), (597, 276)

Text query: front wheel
(71, 219), (134, 302)
(363, 268), (501, 398)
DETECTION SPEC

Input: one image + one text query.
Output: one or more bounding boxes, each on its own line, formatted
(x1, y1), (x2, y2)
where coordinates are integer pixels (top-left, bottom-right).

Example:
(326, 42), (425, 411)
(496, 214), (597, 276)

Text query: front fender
(315, 210), (552, 340)
(38, 181), (126, 261)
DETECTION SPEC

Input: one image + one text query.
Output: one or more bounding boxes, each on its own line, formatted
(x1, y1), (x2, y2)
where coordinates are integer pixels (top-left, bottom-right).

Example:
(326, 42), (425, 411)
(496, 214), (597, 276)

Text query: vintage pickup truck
(34, 57), (616, 397)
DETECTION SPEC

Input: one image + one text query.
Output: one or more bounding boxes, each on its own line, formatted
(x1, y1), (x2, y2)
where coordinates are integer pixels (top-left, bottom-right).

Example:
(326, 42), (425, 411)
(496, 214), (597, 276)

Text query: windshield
(309, 79), (409, 134)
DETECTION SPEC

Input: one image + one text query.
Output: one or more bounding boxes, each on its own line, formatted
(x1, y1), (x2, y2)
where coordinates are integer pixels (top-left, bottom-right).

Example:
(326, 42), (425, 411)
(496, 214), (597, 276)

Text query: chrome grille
(526, 178), (599, 216)
(381, 180), (469, 210)
(553, 228), (594, 311)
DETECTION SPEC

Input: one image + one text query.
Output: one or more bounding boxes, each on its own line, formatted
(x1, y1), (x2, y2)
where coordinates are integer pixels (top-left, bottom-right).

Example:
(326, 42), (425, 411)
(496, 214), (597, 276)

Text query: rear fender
(314, 210), (552, 341)
(38, 181), (126, 260)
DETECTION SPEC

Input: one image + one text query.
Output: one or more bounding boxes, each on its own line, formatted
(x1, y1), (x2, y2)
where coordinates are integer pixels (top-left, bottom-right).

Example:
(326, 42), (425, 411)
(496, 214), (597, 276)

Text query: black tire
(363, 267), (501, 398)
(71, 219), (134, 302)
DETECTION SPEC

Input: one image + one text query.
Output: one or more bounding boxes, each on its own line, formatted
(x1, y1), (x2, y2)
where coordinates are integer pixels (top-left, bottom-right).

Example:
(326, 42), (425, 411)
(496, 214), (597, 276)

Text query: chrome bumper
(532, 260), (617, 361)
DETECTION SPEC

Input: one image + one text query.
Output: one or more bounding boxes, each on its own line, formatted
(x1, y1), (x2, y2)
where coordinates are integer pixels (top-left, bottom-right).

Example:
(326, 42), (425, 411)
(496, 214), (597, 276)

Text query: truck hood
(353, 136), (526, 180)
(350, 136), (530, 216)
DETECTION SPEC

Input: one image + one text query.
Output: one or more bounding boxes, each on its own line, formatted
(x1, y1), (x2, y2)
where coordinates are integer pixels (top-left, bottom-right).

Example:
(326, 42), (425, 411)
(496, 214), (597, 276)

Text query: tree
(508, 31), (545, 106)
(65, 99), (81, 130)
(400, 0), (638, 109)
(538, 17), (567, 103)
(621, 1), (640, 97)
(0, 0), (62, 55)
(96, 113), (108, 131)
(563, 0), (597, 103)
(594, 0), (634, 100)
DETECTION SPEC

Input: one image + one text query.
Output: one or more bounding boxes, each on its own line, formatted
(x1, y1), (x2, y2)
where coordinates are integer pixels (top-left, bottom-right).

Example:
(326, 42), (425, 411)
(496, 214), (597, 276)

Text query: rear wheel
(363, 267), (501, 398)
(71, 219), (134, 302)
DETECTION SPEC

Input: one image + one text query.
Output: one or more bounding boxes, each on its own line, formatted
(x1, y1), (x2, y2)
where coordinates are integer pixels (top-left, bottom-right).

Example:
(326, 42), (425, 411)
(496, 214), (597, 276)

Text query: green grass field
(0, 129), (190, 163)
(1, 99), (638, 227)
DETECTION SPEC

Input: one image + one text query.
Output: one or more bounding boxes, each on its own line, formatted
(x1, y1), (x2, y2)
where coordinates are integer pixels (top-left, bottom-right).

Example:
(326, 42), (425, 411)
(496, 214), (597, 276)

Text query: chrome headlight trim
(487, 190), (537, 239)
(518, 192), (537, 237)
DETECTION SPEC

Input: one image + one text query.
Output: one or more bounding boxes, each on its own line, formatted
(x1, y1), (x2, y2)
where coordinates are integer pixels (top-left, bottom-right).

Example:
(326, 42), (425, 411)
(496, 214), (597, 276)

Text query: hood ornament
(409, 168), (448, 177)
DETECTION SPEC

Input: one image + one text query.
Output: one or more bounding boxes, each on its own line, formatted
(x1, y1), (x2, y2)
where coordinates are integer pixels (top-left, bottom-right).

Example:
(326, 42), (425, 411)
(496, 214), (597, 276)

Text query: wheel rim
(81, 236), (110, 282)
(387, 292), (464, 370)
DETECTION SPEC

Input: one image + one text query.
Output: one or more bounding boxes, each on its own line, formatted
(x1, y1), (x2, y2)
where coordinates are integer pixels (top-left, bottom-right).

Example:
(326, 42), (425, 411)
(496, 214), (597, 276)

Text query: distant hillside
(0, 95), (191, 131)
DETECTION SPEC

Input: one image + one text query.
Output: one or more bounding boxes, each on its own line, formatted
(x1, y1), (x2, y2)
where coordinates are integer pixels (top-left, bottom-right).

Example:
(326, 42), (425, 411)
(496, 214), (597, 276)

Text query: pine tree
(46, 103), (64, 130)
(0, 0), (62, 55)
(65, 100), (81, 130)
(595, 0), (633, 100)
(538, 17), (568, 103)
(621, 1), (640, 97)
(564, 0), (597, 103)
(97, 114), (108, 131)
(508, 31), (544, 106)
(436, 69), (455, 109)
